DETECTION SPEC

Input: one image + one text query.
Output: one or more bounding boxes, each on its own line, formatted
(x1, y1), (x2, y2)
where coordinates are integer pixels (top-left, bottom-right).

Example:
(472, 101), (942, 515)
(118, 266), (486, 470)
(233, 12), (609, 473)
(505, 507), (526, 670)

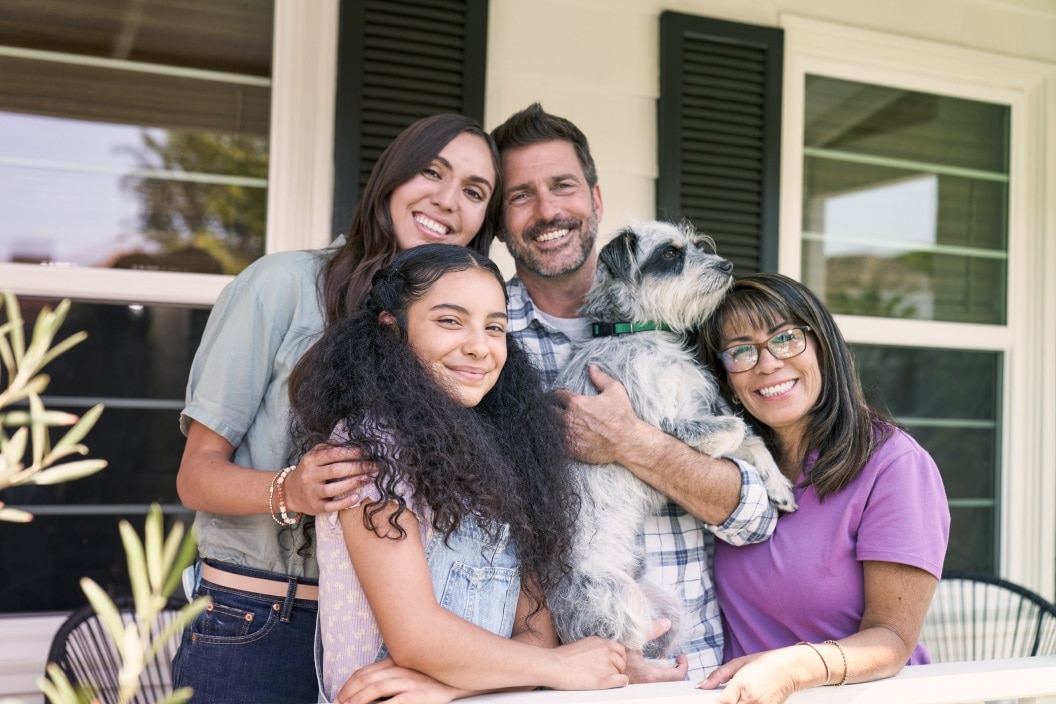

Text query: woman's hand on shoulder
(335, 657), (463, 704)
(285, 443), (375, 515)
(550, 637), (629, 690)
(697, 650), (802, 704)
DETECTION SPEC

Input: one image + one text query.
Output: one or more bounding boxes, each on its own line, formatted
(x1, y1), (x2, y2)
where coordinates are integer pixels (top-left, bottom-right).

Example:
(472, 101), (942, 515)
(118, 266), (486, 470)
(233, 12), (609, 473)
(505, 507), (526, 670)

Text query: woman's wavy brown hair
(698, 272), (895, 498)
(321, 113), (502, 326)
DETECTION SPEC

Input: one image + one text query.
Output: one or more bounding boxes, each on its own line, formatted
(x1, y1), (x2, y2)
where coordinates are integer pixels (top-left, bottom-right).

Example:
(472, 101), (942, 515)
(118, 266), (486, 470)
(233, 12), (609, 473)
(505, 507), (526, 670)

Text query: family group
(170, 104), (950, 704)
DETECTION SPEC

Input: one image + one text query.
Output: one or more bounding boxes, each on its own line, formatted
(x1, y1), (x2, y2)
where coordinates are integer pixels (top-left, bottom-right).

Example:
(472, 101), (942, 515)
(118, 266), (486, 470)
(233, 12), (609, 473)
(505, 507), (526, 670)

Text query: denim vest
(316, 514), (520, 701)
(376, 515), (520, 658)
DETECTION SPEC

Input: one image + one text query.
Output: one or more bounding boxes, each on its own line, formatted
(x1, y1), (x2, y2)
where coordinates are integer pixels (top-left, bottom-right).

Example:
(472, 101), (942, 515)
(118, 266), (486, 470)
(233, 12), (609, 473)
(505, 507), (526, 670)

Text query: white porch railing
(465, 656), (1056, 704)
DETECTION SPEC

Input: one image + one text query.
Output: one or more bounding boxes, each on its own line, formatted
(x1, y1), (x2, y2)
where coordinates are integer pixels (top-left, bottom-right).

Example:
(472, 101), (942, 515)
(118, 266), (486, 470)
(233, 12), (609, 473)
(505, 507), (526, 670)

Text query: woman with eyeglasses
(695, 272), (950, 704)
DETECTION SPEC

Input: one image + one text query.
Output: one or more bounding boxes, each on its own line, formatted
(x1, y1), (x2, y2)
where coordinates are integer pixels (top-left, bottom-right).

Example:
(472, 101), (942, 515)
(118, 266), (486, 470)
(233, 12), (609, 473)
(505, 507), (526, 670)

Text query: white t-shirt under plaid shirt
(506, 276), (777, 679)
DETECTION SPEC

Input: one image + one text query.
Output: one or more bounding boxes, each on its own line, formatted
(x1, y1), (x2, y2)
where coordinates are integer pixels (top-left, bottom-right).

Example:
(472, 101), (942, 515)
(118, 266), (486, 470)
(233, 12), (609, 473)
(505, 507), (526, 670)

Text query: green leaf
(0, 426), (28, 476)
(37, 330), (88, 371)
(3, 291), (25, 363)
(40, 662), (83, 704)
(157, 687), (195, 704)
(120, 520), (150, 615)
(81, 578), (126, 658)
(49, 403), (104, 455)
(0, 372), (50, 408)
(158, 521), (185, 593)
(145, 504), (163, 592)
(147, 597), (209, 662)
(2, 408), (79, 427)
(29, 393), (47, 468)
(0, 505), (34, 523)
(162, 524), (200, 597)
(28, 459), (108, 485)
(0, 322), (15, 378)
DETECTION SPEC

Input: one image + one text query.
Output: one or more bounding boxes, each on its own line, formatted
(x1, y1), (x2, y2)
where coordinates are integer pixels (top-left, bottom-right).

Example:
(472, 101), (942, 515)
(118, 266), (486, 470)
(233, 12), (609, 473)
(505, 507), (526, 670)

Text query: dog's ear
(598, 228), (639, 284)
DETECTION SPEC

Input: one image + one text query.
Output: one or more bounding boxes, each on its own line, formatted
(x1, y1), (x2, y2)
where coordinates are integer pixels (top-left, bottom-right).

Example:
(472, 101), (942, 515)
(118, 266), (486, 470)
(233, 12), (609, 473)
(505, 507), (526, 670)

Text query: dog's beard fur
(549, 220), (796, 661)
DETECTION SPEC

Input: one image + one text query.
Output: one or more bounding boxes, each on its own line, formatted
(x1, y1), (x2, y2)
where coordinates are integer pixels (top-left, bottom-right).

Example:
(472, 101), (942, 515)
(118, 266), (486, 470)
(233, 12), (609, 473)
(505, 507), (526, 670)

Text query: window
(802, 76), (1009, 325)
(0, 0), (491, 618)
(0, 0), (277, 616)
(801, 76), (1011, 574)
(783, 16), (1053, 589)
(0, 0), (273, 281)
(0, 297), (206, 612)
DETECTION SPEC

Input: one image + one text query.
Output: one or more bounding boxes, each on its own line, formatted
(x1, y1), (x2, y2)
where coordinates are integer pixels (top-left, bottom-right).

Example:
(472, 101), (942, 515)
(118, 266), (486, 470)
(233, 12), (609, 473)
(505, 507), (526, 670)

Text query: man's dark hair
(491, 102), (597, 188)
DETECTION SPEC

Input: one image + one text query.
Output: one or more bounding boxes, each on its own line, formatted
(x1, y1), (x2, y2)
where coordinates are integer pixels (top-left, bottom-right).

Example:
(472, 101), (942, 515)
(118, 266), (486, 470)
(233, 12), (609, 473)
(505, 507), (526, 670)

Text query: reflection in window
(854, 343), (1001, 574)
(0, 0), (273, 275)
(0, 297), (207, 613)
(802, 75), (1009, 325)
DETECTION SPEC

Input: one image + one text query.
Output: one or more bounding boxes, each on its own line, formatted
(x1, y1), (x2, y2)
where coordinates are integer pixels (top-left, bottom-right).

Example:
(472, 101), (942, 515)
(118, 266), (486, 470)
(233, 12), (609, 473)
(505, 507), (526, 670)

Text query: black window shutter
(658, 12), (783, 275)
(331, 0), (488, 236)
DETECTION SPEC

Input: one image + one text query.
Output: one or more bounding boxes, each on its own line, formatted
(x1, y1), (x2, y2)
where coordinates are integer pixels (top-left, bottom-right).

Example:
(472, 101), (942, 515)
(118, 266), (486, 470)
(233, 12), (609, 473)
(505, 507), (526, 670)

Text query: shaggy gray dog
(549, 220), (796, 659)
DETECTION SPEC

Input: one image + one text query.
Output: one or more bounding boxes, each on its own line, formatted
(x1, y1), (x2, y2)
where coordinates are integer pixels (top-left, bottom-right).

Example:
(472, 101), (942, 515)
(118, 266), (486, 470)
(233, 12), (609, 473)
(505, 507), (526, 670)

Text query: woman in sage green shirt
(172, 113), (503, 703)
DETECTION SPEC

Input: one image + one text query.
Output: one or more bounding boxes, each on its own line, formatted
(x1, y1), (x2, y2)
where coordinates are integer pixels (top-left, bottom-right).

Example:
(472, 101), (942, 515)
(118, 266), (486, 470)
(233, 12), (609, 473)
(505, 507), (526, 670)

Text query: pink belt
(201, 563), (319, 601)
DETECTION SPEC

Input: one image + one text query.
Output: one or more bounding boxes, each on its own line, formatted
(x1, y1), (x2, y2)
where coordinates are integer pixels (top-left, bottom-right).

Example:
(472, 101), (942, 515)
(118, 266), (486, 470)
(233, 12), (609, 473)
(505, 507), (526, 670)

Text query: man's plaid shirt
(506, 276), (777, 679)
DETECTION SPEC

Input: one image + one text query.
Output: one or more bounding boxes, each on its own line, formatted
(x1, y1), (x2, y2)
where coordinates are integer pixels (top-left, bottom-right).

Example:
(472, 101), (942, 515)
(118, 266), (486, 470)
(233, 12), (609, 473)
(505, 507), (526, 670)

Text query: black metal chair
(921, 569), (1056, 662)
(45, 596), (184, 704)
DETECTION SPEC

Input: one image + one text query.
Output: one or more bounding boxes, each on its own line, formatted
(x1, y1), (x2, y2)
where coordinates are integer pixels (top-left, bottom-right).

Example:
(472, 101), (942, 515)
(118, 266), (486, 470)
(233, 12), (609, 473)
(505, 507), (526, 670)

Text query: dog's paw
(694, 416), (747, 458)
(765, 473), (797, 512)
(732, 433), (797, 512)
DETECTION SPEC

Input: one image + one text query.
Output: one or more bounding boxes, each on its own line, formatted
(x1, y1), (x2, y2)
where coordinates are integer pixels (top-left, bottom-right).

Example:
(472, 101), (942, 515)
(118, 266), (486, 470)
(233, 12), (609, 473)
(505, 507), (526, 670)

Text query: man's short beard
(503, 207), (599, 279)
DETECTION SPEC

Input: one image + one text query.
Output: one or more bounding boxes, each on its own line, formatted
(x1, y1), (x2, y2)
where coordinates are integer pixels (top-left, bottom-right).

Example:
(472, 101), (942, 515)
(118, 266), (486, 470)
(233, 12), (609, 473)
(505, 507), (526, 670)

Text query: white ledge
(463, 656), (1056, 704)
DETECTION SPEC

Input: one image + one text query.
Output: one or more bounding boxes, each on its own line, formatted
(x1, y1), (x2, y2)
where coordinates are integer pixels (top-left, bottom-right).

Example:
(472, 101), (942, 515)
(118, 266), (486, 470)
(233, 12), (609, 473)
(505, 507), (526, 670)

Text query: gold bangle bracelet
(796, 641), (831, 686)
(823, 640), (849, 686)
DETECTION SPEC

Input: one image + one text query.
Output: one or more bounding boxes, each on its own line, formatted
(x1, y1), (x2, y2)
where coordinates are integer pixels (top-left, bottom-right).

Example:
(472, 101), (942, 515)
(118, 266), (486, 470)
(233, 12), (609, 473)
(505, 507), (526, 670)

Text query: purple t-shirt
(715, 428), (950, 664)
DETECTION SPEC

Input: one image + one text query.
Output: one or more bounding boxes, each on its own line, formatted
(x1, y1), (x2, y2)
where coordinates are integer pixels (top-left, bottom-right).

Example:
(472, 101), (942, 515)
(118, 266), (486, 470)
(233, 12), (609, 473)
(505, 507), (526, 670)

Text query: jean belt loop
(280, 578), (298, 622)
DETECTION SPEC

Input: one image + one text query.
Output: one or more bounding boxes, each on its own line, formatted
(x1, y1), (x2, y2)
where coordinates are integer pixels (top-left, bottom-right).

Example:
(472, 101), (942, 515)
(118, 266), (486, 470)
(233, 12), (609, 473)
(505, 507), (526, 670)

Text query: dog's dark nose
(717, 259), (733, 274)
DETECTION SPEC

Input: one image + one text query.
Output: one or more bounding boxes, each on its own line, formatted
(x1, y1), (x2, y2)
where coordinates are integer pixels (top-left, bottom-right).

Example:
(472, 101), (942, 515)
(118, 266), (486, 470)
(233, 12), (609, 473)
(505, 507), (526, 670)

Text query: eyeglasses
(719, 326), (812, 373)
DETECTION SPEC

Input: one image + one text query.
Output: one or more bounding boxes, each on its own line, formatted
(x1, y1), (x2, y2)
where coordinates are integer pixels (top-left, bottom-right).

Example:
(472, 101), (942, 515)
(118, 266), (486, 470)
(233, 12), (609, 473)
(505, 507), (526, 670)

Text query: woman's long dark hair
(322, 113), (502, 326)
(290, 244), (576, 610)
(698, 273), (895, 499)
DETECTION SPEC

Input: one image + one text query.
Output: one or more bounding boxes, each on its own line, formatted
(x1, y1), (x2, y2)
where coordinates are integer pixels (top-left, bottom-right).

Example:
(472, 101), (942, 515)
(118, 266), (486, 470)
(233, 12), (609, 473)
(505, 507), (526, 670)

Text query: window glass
(0, 0), (273, 275)
(0, 297), (205, 613)
(853, 344), (1000, 574)
(802, 75), (1009, 325)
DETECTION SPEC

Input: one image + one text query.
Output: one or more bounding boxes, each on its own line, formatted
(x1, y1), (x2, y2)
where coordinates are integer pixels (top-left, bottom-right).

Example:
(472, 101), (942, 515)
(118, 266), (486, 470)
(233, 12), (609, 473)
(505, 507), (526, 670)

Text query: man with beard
(490, 104), (778, 682)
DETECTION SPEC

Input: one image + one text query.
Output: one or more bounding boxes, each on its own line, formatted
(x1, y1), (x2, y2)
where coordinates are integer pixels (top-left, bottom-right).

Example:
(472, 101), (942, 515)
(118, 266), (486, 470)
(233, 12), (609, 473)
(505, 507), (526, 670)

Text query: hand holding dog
(550, 636), (629, 690)
(557, 365), (642, 466)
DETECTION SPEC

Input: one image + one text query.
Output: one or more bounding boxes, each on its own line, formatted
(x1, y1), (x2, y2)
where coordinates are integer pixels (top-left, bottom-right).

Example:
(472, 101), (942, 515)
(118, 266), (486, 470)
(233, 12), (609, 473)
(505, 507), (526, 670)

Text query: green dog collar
(591, 321), (673, 337)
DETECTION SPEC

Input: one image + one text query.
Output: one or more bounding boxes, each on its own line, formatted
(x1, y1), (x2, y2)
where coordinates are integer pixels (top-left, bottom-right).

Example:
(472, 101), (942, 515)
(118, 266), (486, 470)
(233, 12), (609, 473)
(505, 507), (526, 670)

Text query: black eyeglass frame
(719, 325), (812, 373)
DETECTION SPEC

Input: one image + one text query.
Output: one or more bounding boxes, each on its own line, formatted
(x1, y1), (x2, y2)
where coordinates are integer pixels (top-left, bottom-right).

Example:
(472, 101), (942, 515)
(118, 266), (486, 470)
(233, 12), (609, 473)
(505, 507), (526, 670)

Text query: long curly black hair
(289, 243), (577, 611)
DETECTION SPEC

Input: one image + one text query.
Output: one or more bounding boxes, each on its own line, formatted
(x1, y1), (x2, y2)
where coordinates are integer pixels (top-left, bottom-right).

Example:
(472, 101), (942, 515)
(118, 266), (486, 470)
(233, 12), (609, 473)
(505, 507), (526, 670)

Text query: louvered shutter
(657, 13), (783, 275)
(332, 0), (488, 235)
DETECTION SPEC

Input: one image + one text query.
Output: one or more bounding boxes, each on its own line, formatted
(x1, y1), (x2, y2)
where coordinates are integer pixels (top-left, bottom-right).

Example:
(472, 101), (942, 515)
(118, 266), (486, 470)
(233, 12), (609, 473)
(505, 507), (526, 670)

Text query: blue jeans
(172, 560), (319, 703)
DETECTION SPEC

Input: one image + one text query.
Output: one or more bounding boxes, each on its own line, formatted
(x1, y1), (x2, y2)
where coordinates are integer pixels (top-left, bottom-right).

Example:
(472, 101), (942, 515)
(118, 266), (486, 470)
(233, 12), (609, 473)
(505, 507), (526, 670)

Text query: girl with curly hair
(174, 114), (502, 703)
(289, 244), (628, 703)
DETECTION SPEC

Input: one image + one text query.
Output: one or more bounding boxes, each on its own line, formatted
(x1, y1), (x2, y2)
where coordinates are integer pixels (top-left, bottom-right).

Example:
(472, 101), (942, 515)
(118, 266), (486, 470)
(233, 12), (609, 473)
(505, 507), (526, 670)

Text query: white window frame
(0, 2), (340, 699)
(779, 14), (1056, 597)
(0, 0), (339, 308)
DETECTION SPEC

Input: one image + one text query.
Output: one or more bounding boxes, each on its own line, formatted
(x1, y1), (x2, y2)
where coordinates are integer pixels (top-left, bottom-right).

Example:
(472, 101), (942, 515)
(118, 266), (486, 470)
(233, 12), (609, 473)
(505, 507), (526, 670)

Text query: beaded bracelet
(269, 465), (301, 526)
(796, 641), (831, 685)
(824, 640), (849, 686)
